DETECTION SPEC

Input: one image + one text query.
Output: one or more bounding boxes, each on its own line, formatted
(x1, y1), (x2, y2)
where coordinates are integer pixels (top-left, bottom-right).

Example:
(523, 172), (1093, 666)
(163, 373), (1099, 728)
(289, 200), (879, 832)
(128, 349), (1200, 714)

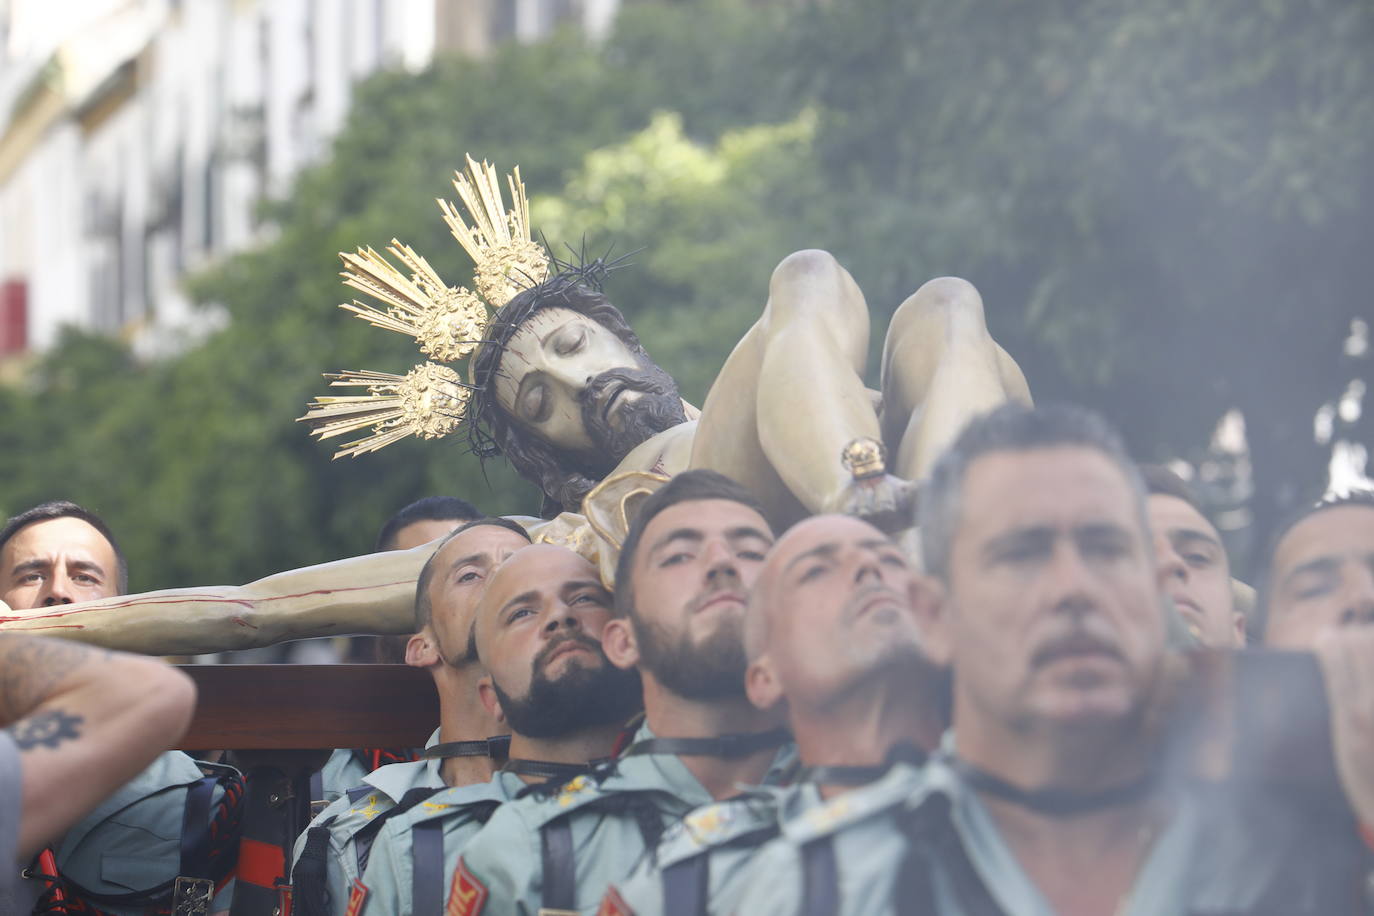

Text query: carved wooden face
(493, 306), (643, 454)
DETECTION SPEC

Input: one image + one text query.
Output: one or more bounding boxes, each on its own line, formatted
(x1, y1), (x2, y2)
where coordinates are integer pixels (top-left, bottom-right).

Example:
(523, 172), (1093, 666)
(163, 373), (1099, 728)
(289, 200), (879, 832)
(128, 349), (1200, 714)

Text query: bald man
(605, 514), (944, 916)
(357, 544), (640, 915)
(451, 471), (795, 916)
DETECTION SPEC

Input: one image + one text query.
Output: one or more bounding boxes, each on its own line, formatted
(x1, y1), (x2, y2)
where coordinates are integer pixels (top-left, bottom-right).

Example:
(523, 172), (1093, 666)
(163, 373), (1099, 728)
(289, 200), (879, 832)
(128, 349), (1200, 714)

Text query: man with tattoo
(0, 633), (195, 912)
(0, 500), (235, 915)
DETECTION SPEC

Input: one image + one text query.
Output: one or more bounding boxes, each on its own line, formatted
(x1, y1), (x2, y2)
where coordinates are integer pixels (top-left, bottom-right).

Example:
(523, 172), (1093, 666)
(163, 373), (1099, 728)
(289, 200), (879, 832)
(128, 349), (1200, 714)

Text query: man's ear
(1232, 611), (1248, 647)
(405, 628), (440, 669)
(476, 674), (506, 725)
(601, 617), (640, 671)
(745, 656), (784, 713)
(910, 574), (954, 667)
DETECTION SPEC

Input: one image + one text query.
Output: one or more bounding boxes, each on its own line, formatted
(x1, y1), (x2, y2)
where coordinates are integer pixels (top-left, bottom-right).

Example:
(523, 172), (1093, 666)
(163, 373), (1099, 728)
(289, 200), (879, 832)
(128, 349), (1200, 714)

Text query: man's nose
(1339, 564), (1374, 627)
(1045, 544), (1099, 614)
(543, 601), (583, 634)
(40, 578), (75, 606)
(850, 549), (882, 585)
(1155, 536), (1188, 586)
(703, 539), (739, 583)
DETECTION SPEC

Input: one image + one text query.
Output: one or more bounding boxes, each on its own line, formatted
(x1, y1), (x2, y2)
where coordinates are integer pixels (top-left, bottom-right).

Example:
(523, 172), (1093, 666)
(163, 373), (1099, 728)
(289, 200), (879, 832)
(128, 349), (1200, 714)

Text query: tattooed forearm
(0, 635), (101, 722)
(6, 708), (84, 750)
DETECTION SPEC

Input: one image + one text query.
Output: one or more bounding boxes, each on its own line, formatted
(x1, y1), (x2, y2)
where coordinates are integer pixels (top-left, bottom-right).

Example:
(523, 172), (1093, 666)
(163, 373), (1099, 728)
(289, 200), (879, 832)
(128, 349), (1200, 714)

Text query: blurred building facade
(0, 0), (618, 357)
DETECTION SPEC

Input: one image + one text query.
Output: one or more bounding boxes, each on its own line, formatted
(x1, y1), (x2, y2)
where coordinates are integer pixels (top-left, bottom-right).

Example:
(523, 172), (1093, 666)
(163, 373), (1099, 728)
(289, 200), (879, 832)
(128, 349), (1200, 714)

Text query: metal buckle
(173, 876), (214, 916)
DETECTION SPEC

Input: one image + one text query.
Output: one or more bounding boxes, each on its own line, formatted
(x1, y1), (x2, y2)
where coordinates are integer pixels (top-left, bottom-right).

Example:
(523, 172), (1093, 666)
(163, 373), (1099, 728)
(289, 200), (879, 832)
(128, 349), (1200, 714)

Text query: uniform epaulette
(386, 782), (506, 828)
(651, 792), (782, 869)
(780, 762), (928, 845)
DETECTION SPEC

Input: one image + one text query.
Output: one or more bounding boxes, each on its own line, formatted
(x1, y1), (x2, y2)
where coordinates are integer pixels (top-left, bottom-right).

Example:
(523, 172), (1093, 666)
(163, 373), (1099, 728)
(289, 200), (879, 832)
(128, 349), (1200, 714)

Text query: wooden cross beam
(176, 664), (439, 750)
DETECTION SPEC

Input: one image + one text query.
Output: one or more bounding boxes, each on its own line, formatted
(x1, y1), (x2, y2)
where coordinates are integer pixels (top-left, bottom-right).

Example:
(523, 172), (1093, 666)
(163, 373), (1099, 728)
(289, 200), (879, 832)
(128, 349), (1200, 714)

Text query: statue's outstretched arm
(0, 545), (430, 656)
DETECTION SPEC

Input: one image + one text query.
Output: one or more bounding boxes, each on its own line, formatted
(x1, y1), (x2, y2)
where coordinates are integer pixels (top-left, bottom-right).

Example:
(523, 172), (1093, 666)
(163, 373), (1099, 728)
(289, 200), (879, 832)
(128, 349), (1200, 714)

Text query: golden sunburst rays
(298, 363), (473, 459)
(338, 242), (490, 363)
(301, 155), (550, 459)
(441, 155), (549, 308)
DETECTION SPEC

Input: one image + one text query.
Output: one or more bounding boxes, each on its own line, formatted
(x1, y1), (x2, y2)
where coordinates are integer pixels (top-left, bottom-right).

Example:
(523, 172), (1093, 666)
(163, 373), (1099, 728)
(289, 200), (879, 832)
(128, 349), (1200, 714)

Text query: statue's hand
(823, 474), (917, 533)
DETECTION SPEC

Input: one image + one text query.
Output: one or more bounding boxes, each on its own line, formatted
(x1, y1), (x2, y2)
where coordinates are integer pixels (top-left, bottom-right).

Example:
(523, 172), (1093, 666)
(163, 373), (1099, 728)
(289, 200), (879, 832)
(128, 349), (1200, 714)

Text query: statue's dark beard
(492, 634), (643, 739)
(632, 611), (748, 700)
(579, 363), (687, 466)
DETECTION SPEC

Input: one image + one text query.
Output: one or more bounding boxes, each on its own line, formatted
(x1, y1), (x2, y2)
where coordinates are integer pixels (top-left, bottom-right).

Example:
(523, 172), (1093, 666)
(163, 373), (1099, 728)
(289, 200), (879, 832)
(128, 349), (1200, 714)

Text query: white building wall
(0, 0), (621, 355)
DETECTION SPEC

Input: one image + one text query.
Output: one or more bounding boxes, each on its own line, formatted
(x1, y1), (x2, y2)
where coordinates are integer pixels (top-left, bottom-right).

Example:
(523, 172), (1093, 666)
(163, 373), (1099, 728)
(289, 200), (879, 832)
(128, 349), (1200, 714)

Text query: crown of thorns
(298, 156), (608, 459)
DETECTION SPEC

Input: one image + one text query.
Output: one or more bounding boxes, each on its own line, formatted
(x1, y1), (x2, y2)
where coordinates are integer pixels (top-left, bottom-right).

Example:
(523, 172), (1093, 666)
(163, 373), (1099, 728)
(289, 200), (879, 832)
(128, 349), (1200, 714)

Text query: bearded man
(444, 470), (792, 915)
(354, 543), (642, 915)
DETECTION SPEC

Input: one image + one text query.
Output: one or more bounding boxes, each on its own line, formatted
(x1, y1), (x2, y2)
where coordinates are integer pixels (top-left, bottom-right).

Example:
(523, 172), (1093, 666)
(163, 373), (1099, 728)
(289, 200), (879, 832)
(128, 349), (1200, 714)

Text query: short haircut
(0, 500), (128, 594)
(918, 403), (1147, 581)
(376, 496), (481, 551)
(413, 516), (531, 631)
(613, 469), (768, 619)
(1139, 464), (1209, 517)
(1256, 489), (1374, 637)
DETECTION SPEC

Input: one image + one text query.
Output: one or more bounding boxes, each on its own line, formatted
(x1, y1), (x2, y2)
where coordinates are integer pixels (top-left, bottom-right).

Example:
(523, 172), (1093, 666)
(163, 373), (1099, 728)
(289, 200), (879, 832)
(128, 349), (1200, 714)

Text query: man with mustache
(291, 517), (527, 915)
(733, 403), (1372, 915)
(604, 514), (945, 916)
(355, 543), (641, 915)
(1142, 465), (1245, 647)
(445, 470), (791, 915)
(468, 258), (1028, 531)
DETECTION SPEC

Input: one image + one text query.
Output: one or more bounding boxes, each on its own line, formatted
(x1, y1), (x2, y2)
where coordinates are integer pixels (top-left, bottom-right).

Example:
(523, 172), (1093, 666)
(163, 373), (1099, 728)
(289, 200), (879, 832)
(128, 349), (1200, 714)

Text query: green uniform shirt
(607, 782), (815, 916)
(732, 751), (1369, 916)
(454, 724), (788, 916)
(47, 751), (234, 915)
(290, 729), (445, 915)
(318, 748), (373, 805)
(356, 771), (526, 916)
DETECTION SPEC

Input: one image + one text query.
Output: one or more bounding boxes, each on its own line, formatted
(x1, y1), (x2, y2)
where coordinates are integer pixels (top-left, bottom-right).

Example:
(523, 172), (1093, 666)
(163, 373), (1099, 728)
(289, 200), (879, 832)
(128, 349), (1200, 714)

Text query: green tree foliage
(0, 0), (1368, 588)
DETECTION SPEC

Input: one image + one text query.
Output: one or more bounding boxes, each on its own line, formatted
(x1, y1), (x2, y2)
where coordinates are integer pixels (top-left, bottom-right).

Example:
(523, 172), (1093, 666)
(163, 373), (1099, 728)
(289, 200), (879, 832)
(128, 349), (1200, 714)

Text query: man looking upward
(450, 470), (789, 915)
(734, 404), (1372, 915)
(1141, 465), (1245, 647)
(357, 543), (642, 915)
(292, 517), (527, 914)
(1261, 491), (1374, 650)
(607, 514), (945, 916)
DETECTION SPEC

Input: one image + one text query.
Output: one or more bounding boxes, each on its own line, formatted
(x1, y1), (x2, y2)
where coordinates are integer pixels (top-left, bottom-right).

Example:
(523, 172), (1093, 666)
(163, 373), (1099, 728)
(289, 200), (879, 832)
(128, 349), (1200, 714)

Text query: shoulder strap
(799, 836), (839, 916)
(411, 819), (445, 916)
(290, 816), (339, 916)
(540, 816), (578, 913)
(352, 786), (445, 875)
(179, 775), (219, 880)
(661, 853), (709, 916)
(407, 799), (503, 916)
(897, 794), (1007, 916)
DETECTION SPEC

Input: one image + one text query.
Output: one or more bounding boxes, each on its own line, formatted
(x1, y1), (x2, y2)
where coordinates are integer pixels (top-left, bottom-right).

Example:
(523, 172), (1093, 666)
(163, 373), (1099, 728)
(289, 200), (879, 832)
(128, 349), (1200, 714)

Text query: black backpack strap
(540, 816), (579, 914)
(290, 816), (338, 916)
(897, 794), (1007, 916)
(411, 820), (445, 916)
(661, 853), (709, 916)
(799, 836), (839, 916)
